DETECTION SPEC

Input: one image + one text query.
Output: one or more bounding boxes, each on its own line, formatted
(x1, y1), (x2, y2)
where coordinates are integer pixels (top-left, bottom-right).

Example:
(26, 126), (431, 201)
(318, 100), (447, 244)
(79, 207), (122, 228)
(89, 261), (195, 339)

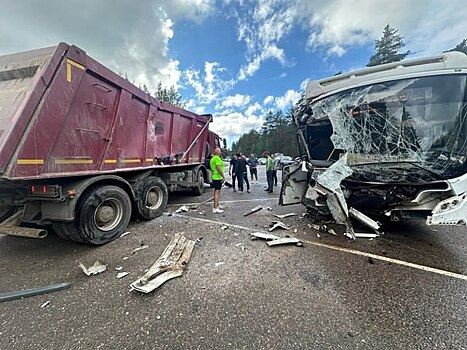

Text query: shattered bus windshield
(308, 74), (467, 180)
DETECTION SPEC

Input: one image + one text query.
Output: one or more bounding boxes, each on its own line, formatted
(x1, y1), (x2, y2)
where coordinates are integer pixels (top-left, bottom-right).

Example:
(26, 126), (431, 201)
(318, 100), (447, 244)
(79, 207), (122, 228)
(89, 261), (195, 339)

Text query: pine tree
(367, 25), (410, 67)
(445, 38), (467, 55)
(154, 82), (186, 108)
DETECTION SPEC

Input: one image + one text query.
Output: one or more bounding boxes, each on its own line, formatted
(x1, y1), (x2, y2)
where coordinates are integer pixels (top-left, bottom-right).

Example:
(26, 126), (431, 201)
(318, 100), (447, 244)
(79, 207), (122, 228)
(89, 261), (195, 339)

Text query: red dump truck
(0, 43), (223, 245)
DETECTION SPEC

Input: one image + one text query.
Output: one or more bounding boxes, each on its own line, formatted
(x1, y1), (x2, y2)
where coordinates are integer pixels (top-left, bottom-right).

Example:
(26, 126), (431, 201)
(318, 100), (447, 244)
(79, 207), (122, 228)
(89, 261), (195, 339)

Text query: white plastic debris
(354, 233), (379, 238)
(214, 262), (225, 267)
(234, 243), (243, 247)
(175, 205), (190, 213)
(327, 228), (337, 236)
(243, 206), (263, 216)
(40, 300), (50, 308)
(273, 213), (296, 219)
(132, 245), (149, 253)
(120, 231), (130, 238)
(79, 261), (107, 276)
(117, 272), (131, 279)
(115, 266), (123, 271)
(221, 225), (228, 230)
(269, 221), (290, 232)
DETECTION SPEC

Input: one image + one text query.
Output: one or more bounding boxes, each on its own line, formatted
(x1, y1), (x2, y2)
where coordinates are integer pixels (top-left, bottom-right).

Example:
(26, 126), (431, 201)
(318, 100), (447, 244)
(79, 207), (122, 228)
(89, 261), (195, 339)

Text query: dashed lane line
(174, 213), (467, 282)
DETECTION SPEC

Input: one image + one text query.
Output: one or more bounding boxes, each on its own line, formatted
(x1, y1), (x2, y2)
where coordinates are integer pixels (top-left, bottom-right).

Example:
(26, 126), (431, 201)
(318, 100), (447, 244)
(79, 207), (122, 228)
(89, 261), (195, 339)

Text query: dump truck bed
(0, 43), (210, 181)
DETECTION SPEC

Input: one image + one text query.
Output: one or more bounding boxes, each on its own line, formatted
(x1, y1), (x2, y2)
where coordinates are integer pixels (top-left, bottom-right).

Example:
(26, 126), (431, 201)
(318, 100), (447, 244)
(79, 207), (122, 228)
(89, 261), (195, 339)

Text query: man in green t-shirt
(264, 151), (274, 193)
(210, 147), (225, 213)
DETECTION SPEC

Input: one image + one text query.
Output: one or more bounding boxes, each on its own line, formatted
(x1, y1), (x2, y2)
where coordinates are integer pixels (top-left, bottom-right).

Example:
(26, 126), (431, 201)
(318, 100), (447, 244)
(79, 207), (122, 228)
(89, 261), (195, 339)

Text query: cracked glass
(303, 74), (467, 182)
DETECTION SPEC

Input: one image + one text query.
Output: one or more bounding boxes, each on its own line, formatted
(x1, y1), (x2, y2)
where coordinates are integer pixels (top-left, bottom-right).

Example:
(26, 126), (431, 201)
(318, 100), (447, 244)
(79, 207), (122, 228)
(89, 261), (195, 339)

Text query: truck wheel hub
(145, 186), (163, 210)
(94, 198), (123, 231)
(97, 206), (114, 222)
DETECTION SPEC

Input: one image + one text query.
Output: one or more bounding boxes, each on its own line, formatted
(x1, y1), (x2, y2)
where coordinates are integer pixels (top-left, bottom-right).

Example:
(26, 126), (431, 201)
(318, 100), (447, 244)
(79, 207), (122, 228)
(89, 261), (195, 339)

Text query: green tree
(153, 82), (185, 108)
(445, 38), (467, 55)
(367, 25), (410, 67)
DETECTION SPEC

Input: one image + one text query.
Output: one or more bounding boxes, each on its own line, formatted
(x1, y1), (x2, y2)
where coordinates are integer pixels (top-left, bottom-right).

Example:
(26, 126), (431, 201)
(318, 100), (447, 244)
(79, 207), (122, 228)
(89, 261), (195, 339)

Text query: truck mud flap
(279, 161), (309, 206)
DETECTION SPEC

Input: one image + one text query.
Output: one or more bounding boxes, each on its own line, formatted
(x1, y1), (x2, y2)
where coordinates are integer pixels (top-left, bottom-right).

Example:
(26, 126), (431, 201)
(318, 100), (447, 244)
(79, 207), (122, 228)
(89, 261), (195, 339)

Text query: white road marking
(174, 214), (467, 282)
(168, 197), (279, 207)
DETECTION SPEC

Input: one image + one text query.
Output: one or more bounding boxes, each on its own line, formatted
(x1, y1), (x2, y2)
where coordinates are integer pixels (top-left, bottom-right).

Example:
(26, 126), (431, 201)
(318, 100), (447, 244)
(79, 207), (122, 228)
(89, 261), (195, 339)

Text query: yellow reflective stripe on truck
(17, 159), (44, 165)
(66, 58), (85, 83)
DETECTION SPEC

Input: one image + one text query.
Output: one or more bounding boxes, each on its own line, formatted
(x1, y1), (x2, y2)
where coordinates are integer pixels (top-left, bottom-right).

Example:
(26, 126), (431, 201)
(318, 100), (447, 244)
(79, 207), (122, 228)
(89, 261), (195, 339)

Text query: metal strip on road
(174, 214), (467, 282)
(167, 197), (279, 207)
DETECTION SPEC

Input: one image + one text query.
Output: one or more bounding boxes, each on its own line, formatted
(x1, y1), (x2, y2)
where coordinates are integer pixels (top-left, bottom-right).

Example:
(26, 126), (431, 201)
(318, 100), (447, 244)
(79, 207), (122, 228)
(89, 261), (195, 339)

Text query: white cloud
(0, 0), (214, 89)
(263, 95), (274, 105)
(245, 102), (263, 116)
(234, 0), (296, 80)
(216, 93), (251, 110)
(274, 89), (301, 110)
(296, 0), (467, 57)
(184, 61), (235, 105)
(211, 112), (264, 143)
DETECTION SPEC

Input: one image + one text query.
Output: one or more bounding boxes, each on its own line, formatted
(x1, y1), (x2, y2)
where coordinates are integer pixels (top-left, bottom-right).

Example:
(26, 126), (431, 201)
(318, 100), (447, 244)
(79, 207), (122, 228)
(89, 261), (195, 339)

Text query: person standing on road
(264, 151), (274, 193)
(210, 147), (225, 213)
(235, 153), (250, 193)
(273, 154), (280, 186)
(229, 154), (238, 192)
(248, 154), (259, 184)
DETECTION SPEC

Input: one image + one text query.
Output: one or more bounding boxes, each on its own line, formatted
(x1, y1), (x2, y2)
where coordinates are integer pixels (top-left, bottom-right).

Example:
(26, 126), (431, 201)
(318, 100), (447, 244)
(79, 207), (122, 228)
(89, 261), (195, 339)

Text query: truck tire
(53, 185), (132, 245)
(192, 169), (205, 196)
(134, 177), (168, 220)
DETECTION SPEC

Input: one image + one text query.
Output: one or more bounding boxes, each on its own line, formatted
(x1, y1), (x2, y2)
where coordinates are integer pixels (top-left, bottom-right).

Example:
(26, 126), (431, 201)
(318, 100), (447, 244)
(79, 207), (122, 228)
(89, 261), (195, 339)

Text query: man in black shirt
(229, 155), (238, 192)
(235, 153), (250, 193)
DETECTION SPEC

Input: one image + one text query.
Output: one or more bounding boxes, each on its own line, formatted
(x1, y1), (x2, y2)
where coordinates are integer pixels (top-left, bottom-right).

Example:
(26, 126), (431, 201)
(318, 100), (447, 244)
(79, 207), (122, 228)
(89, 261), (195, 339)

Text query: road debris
(250, 231), (303, 247)
(131, 233), (195, 294)
(79, 261), (106, 276)
(120, 231), (130, 238)
(117, 272), (131, 279)
(267, 237), (301, 247)
(269, 221), (290, 232)
(132, 245), (149, 253)
(308, 223), (321, 231)
(175, 205), (190, 213)
(327, 228), (337, 236)
(266, 207), (273, 211)
(244, 205), (263, 216)
(0, 282), (70, 303)
(273, 213), (296, 219)
(115, 266), (123, 271)
(221, 225), (228, 230)
(214, 262), (225, 267)
(355, 233), (379, 239)
(40, 300), (50, 308)
(250, 232), (281, 240)
(234, 243), (243, 247)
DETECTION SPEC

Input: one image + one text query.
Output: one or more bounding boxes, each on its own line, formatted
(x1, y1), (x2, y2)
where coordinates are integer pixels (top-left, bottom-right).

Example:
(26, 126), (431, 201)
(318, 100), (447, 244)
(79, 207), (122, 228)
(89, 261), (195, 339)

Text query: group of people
(209, 147), (280, 213)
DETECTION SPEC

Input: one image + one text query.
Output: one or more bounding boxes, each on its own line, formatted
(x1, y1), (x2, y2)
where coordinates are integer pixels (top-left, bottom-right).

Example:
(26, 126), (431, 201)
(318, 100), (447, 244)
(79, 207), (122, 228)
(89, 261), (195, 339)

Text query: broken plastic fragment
(117, 272), (131, 279)
(214, 262), (225, 267)
(269, 221), (290, 232)
(273, 213), (296, 219)
(120, 231), (130, 238)
(244, 206), (263, 216)
(267, 237), (301, 247)
(79, 261), (107, 276)
(175, 205), (190, 213)
(132, 245), (149, 253)
(250, 231), (281, 240)
(40, 300), (50, 308)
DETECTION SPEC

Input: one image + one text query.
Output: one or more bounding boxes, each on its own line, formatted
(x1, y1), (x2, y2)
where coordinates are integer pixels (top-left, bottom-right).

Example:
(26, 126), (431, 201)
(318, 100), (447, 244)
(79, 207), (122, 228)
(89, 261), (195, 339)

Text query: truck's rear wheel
(134, 177), (168, 220)
(192, 170), (205, 196)
(53, 185), (132, 245)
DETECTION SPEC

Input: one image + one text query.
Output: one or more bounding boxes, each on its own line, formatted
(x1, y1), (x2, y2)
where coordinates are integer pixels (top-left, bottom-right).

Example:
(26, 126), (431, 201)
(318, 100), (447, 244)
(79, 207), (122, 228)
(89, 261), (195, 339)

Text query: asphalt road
(1, 167), (466, 349)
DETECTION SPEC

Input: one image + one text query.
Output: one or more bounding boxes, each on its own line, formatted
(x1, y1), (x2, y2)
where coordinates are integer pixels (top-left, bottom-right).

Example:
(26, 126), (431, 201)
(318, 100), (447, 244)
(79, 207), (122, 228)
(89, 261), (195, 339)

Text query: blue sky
(1, 0), (465, 145)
